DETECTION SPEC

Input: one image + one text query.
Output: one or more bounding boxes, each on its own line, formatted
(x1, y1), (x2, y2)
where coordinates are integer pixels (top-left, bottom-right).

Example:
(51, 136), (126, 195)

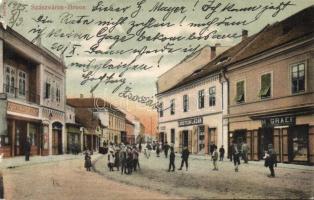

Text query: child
(108, 150), (115, 171)
(212, 147), (218, 171)
(84, 151), (92, 171)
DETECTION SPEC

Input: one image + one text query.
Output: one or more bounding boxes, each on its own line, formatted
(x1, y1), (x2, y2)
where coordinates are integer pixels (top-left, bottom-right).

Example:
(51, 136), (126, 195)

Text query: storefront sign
(262, 116), (295, 127)
(159, 126), (166, 131)
(178, 117), (203, 127)
(7, 101), (39, 117)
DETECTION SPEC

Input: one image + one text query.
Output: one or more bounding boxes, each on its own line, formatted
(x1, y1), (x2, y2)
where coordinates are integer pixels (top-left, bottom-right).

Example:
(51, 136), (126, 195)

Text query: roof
(159, 5), (314, 95)
(74, 108), (100, 131)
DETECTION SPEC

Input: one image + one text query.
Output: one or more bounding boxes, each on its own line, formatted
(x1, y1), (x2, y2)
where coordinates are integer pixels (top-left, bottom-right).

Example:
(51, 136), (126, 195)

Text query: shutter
(246, 131), (252, 160)
(309, 126), (314, 164)
(214, 129), (217, 145)
(188, 130), (192, 153)
(253, 130), (259, 160)
(204, 125), (209, 154)
(273, 129), (281, 162)
(282, 128), (289, 162)
(192, 126), (197, 154)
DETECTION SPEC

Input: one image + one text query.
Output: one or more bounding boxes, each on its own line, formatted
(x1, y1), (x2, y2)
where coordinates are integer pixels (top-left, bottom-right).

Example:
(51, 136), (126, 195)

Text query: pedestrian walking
(219, 145), (225, 161)
(232, 141), (240, 172)
(228, 144), (233, 162)
(132, 147), (140, 171)
(126, 147), (133, 174)
(156, 142), (160, 157)
(168, 146), (175, 172)
(212, 147), (219, 170)
(178, 146), (190, 171)
(108, 150), (115, 171)
(164, 142), (170, 158)
(120, 146), (127, 174)
(264, 144), (277, 178)
(84, 151), (92, 171)
(241, 142), (249, 164)
(114, 148), (121, 171)
(24, 137), (31, 161)
(209, 142), (217, 160)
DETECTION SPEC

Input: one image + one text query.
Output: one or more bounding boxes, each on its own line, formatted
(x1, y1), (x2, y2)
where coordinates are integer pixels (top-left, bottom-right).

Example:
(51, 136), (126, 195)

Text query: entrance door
(182, 130), (189, 147)
(15, 121), (27, 156)
(52, 122), (63, 155)
(159, 132), (165, 145)
(198, 126), (205, 153)
(258, 128), (274, 159)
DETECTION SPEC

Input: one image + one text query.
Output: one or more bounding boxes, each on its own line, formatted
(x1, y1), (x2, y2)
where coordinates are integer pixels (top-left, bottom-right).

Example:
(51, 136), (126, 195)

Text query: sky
(1, 0), (313, 134)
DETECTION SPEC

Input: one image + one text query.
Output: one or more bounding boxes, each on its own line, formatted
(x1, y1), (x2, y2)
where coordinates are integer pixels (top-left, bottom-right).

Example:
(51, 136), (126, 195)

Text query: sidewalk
(182, 153), (314, 171)
(0, 153), (101, 170)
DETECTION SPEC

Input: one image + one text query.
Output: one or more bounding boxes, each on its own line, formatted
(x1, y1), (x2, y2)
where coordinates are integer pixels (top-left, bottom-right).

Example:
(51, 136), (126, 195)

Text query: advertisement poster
(0, 0), (313, 199)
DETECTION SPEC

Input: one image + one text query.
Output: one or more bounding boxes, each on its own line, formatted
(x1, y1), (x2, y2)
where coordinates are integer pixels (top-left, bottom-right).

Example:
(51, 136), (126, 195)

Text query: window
(5, 66), (16, 95)
(45, 82), (51, 99)
(56, 87), (61, 103)
(159, 102), (163, 117)
(291, 63), (305, 94)
(209, 87), (216, 106)
(198, 90), (205, 109)
(171, 129), (175, 144)
(259, 73), (271, 99)
(236, 81), (245, 103)
(183, 95), (189, 112)
(170, 99), (175, 115)
(18, 70), (27, 96)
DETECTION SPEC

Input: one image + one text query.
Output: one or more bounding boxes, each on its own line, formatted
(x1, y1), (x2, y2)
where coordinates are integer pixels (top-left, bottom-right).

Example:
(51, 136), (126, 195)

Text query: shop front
(229, 114), (314, 165)
(66, 124), (81, 154)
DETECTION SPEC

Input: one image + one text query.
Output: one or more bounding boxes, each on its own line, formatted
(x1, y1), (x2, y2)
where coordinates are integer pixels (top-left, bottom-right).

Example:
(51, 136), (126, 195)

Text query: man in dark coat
(232, 141), (240, 172)
(24, 137), (31, 161)
(178, 146), (190, 171)
(266, 144), (277, 177)
(164, 142), (170, 158)
(219, 145), (225, 161)
(168, 146), (175, 172)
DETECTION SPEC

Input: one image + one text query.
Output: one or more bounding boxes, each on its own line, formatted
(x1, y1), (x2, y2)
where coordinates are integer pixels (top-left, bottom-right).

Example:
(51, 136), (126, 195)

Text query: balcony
(3, 84), (40, 104)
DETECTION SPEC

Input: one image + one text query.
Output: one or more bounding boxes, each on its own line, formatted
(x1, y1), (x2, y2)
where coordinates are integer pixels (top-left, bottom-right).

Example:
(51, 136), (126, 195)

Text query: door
(258, 127), (273, 159)
(182, 130), (189, 148)
(198, 126), (205, 153)
(52, 122), (63, 155)
(288, 125), (309, 163)
(15, 121), (27, 156)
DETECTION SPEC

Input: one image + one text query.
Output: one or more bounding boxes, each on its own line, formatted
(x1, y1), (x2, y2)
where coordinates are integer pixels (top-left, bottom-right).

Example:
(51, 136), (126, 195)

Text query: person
(24, 137), (31, 161)
(108, 150), (115, 171)
(145, 143), (152, 158)
(139, 141), (142, 153)
(212, 147), (219, 170)
(164, 142), (170, 158)
(265, 144), (277, 178)
(168, 146), (175, 172)
(209, 142), (217, 160)
(178, 146), (190, 171)
(228, 144), (233, 162)
(114, 148), (121, 171)
(156, 142), (160, 157)
(84, 151), (92, 171)
(241, 142), (249, 164)
(152, 141), (156, 151)
(132, 147), (140, 171)
(232, 141), (241, 172)
(219, 145), (225, 161)
(126, 147), (133, 174)
(120, 146), (127, 175)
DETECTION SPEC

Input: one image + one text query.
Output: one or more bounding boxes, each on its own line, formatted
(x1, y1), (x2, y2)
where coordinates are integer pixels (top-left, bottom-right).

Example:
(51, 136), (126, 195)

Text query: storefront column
(11, 120), (16, 156)
(49, 123), (53, 155)
(0, 39), (3, 93)
(80, 128), (84, 152)
(62, 125), (66, 154)
(222, 119), (229, 153)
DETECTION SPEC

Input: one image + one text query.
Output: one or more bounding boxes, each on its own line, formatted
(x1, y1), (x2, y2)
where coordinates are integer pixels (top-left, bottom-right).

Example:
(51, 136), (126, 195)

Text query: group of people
(107, 143), (140, 175)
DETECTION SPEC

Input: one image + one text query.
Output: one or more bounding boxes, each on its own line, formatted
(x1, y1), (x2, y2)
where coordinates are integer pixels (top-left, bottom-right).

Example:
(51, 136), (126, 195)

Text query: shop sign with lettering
(178, 117), (203, 127)
(261, 116), (296, 127)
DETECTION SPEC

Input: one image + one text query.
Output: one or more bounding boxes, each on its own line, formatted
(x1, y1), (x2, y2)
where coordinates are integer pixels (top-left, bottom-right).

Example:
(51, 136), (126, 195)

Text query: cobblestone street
(94, 152), (314, 199)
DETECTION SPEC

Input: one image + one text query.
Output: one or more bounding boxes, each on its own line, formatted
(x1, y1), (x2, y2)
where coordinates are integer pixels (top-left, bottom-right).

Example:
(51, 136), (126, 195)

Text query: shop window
(171, 129), (175, 144)
(209, 87), (216, 106)
(235, 80), (245, 103)
(159, 102), (164, 117)
(291, 63), (305, 94)
(183, 95), (189, 112)
(29, 124), (37, 146)
(18, 70), (27, 97)
(198, 89), (204, 109)
(289, 125), (308, 162)
(259, 73), (271, 99)
(170, 99), (175, 115)
(45, 82), (51, 99)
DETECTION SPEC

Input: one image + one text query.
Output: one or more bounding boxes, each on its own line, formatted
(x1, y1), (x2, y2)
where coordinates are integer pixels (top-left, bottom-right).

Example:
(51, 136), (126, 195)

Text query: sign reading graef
(178, 117), (203, 127)
(7, 101), (39, 117)
(262, 116), (296, 127)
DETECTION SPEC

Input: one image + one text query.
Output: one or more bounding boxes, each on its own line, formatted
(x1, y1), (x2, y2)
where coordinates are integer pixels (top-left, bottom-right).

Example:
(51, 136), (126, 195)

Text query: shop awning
(250, 106), (314, 120)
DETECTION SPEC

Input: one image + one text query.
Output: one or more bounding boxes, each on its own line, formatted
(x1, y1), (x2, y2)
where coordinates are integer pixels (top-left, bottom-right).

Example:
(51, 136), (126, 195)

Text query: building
(65, 105), (82, 153)
(125, 119), (135, 144)
(0, 24), (66, 157)
(156, 44), (231, 154)
(225, 6), (314, 165)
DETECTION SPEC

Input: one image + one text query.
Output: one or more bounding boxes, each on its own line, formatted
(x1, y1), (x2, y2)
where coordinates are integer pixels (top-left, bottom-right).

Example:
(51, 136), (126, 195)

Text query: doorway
(52, 122), (63, 155)
(258, 127), (274, 159)
(182, 130), (189, 148)
(198, 126), (205, 153)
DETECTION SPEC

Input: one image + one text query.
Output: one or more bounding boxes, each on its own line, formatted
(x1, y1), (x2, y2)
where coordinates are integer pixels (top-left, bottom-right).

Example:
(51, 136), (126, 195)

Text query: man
(178, 146), (190, 171)
(168, 146), (175, 172)
(24, 137), (31, 161)
(266, 144), (277, 177)
(232, 141), (240, 172)
(241, 142), (249, 164)
(219, 145), (225, 161)
(164, 142), (170, 158)
(212, 146), (219, 170)
(119, 146), (127, 174)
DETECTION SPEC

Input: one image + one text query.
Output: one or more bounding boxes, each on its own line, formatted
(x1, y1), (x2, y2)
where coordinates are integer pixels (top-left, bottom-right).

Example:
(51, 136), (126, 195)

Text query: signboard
(178, 117), (203, 127)
(261, 116), (295, 127)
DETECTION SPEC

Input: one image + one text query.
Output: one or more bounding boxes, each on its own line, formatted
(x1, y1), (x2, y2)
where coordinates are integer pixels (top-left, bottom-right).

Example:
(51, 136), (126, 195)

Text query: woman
(84, 151), (92, 171)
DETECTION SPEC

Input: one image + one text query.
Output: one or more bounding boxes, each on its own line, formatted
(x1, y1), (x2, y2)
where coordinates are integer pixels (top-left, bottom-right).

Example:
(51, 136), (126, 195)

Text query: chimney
(242, 30), (248, 41)
(80, 94), (84, 98)
(210, 46), (216, 59)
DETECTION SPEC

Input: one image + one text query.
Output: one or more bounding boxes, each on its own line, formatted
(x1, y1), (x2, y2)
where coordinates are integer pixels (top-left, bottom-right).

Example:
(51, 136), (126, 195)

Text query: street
(0, 153), (313, 199)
